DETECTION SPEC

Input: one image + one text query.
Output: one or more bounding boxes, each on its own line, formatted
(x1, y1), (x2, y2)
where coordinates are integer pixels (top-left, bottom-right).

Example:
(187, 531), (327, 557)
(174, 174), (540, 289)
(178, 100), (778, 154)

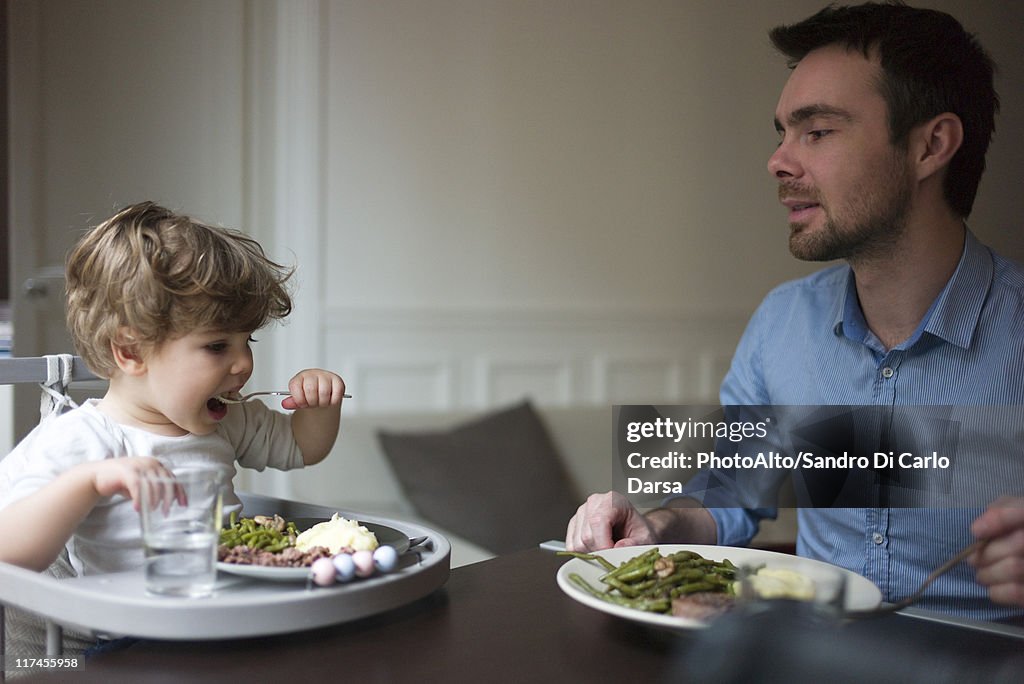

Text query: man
(566, 2), (1024, 619)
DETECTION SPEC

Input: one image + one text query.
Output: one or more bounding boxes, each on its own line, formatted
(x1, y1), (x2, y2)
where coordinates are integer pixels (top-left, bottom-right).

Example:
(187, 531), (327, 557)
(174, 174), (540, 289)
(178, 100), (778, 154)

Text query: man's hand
(970, 496), (1024, 606)
(565, 491), (659, 552)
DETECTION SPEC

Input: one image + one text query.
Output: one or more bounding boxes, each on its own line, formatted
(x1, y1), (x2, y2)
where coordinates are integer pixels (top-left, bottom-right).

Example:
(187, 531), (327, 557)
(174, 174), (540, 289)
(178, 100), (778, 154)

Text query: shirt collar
(833, 269), (864, 341)
(923, 229), (992, 349)
(832, 230), (992, 351)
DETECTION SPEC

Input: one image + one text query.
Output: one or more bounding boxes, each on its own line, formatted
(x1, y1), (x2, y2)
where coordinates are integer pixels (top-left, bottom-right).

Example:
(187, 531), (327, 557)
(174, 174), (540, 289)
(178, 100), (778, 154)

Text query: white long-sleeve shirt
(0, 398), (304, 575)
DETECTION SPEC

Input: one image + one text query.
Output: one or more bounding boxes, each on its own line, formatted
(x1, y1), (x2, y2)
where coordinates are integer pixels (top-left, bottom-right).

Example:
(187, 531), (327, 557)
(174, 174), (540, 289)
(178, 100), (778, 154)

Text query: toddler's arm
(281, 368), (347, 465)
(0, 456), (171, 571)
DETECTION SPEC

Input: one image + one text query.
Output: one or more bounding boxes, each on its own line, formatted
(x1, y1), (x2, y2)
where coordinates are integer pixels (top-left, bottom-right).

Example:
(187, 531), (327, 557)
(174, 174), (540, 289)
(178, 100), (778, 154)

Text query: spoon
(407, 536), (429, 550)
(845, 540), (983, 618)
(216, 390), (351, 404)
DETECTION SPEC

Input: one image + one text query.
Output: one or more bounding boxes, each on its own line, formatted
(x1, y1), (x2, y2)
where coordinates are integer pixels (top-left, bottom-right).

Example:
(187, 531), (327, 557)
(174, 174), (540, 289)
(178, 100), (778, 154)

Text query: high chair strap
(38, 353), (79, 421)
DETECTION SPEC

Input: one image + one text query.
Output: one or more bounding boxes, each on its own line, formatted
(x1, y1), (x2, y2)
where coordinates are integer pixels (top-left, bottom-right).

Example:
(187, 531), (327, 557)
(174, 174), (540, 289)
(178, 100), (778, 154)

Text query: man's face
(768, 45), (914, 263)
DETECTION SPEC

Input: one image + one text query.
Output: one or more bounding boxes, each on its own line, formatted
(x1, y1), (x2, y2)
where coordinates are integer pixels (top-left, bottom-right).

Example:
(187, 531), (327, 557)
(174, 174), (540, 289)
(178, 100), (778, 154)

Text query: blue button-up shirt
(709, 230), (1024, 620)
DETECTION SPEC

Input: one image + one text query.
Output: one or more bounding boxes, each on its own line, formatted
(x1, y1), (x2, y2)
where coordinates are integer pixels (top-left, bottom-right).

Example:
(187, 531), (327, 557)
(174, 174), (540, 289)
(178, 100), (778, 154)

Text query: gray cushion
(377, 401), (578, 554)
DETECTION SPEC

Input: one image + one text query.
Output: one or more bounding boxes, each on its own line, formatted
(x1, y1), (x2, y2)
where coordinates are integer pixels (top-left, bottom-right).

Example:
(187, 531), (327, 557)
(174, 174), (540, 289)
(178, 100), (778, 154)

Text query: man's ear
(111, 328), (147, 376)
(912, 112), (963, 182)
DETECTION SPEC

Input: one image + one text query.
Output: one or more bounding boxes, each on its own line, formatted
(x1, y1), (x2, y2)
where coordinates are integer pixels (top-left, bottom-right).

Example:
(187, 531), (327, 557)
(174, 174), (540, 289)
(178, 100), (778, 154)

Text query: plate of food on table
(556, 544), (881, 629)
(217, 512), (412, 583)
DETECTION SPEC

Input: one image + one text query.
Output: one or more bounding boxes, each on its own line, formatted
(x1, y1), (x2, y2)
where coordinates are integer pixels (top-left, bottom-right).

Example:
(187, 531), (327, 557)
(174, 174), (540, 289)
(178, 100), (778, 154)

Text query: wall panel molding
(346, 357), (458, 412)
(324, 306), (747, 414)
(474, 355), (577, 408)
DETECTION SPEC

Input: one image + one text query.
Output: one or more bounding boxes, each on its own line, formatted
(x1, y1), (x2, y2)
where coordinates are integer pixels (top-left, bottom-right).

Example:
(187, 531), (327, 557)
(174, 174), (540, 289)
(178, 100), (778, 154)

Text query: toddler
(0, 201), (346, 663)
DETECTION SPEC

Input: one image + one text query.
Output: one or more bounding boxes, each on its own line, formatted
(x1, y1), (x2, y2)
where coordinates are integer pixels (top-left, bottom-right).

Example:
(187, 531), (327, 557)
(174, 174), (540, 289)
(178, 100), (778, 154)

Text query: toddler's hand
(89, 456), (176, 511)
(281, 369), (347, 410)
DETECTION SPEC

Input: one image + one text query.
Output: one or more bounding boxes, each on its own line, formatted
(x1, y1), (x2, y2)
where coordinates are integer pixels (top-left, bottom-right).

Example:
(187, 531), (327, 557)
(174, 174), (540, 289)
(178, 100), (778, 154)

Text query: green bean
(604, 576), (645, 598)
(569, 574), (671, 612)
(610, 561), (656, 583)
(666, 550), (702, 563)
(603, 548), (661, 580)
(219, 514), (298, 553)
(566, 548), (739, 615)
(556, 551), (617, 572)
(651, 567), (706, 591)
(670, 580), (716, 597)
(709, 563), (737, 577)
(705, 573), (733, 588)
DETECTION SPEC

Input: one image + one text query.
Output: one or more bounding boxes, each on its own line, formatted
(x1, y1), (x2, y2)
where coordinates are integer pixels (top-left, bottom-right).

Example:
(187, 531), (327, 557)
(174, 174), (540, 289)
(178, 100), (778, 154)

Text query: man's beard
(784, 159), (912, 264)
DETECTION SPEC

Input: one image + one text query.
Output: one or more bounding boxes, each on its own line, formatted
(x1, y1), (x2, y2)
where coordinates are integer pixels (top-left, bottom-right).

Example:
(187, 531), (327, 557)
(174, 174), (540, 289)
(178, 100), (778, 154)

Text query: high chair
(0, 354), (448, 679)
(0, 355), (104, 678)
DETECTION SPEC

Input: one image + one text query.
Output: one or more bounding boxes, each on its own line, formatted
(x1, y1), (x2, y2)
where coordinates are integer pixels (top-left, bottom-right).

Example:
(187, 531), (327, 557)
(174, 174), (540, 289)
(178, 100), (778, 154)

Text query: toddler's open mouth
(207, 396), (231, 419)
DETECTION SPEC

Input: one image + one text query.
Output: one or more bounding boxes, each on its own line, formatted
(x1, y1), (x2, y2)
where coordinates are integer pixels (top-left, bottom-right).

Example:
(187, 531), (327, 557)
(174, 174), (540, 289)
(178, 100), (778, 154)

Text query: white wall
(303, 0), (1024, 413)
(6, 0), (249, 439)
(12, 0), (246, 250)
(7, 0), (1024, 432)
(318, 0), (1024, 316)
(325, 1), (802, 313)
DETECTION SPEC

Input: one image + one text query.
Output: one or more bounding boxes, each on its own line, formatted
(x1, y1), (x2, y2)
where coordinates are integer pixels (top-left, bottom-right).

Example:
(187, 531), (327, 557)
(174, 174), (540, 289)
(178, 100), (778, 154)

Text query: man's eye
(807, 129), (833, 142)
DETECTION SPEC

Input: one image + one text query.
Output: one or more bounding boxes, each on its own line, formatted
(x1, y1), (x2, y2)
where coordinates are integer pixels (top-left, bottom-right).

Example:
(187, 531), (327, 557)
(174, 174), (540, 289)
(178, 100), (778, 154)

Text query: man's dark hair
(770, 1), (998, 218)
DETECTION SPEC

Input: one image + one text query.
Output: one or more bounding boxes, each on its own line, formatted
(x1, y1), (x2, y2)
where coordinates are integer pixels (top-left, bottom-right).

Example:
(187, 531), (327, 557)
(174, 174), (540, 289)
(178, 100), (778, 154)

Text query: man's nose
(767, 141), (799, 179)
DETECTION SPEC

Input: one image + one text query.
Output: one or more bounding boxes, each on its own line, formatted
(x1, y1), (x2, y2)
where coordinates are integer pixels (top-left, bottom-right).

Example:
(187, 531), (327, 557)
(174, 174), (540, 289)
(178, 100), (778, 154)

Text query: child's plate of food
(216, 513), (410, 582)
(556, 544), (881, 629)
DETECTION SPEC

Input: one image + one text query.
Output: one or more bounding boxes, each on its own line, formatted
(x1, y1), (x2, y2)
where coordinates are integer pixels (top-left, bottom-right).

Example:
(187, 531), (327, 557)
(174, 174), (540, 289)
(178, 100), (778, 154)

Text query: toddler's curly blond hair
(65, 201), (293, 378)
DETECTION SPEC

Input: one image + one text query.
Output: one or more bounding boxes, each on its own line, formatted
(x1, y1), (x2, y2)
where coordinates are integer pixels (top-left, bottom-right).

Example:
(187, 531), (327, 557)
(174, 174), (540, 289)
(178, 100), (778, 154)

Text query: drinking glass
(138, 464), (226, 598)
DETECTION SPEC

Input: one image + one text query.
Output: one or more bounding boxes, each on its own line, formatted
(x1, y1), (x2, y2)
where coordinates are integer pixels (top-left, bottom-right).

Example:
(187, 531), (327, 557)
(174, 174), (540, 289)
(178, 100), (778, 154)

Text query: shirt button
(881, 367), (894, 378)
(872, 532), (885, 545)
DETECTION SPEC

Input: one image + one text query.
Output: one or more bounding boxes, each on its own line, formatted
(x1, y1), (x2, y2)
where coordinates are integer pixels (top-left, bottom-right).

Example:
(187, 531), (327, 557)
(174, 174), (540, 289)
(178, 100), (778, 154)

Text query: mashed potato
(295, 514), (379, 554)
(744, 568), (816, 600)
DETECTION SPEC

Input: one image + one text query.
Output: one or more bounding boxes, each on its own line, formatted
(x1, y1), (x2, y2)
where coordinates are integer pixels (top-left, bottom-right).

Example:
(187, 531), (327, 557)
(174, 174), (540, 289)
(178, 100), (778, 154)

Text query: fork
(845, 540), (983, 618)
(216, 390), (352, 404)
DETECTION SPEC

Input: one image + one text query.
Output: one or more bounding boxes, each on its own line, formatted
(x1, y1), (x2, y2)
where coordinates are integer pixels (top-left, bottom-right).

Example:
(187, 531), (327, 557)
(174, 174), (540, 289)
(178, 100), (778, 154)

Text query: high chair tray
(0, 493), (451, 641)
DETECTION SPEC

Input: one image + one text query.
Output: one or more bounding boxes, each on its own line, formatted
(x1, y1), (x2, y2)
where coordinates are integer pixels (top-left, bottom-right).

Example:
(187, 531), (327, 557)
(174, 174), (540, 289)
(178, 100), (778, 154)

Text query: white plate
(216, 563), (314, 582)
(556, 544), (882, 629)
(217, 520), (409, 582)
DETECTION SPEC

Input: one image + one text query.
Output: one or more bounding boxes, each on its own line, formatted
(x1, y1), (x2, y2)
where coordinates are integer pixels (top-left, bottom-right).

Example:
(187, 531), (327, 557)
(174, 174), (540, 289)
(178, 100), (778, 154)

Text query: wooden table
(25, 548), (1024, 682)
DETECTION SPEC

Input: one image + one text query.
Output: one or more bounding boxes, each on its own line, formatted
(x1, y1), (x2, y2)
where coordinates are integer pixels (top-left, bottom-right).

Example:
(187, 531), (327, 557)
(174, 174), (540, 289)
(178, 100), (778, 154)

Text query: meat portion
(218, 544), (334, 567)
(671, 592), (736, 621)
